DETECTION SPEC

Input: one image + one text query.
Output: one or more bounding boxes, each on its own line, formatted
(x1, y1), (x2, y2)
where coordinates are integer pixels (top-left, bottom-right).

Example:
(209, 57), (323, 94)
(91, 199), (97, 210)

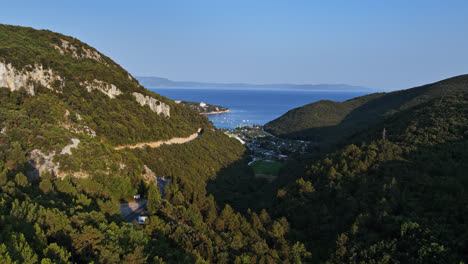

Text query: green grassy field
(251, 160), (284, 176)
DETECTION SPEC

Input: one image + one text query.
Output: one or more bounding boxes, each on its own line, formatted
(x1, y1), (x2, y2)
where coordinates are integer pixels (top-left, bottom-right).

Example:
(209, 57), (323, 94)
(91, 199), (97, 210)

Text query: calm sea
(150, 88), (369, 129)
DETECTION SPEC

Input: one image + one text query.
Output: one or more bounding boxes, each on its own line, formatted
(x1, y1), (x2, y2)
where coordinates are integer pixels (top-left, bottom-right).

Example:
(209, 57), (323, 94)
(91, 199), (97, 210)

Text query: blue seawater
(150, 88), (369, 129)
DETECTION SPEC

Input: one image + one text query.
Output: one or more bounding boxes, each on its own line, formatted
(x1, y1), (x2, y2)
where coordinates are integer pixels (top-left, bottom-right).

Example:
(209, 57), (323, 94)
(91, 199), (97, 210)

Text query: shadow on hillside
(275, 137), (468, 261)
(207, 156), (258, 212)
(207, 153), (308, 213)
(278, 75), (468, 149)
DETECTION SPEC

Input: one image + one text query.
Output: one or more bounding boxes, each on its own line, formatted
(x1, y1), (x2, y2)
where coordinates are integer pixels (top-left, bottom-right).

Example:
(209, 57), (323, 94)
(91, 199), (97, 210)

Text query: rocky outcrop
(61, 111), (96, 137)
(81, 79), (122, 98)
(29, 149), (59, 178)
(0, 62), (120, 98)
(51, 39), (103, 62)
(0, 62), (63, 95)
(142, 165), (157, 182)
(61, 123), (96, 138)
(60, 138), (80, 155)
(29, 138), (81, 178)
(133, 92), (170, 117)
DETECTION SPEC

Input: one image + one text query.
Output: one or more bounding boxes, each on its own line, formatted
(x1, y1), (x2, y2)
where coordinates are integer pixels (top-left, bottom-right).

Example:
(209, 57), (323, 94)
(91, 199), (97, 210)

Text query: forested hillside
(0, 24), (310, 263)
(0, 24), (209, 145)
(264, 74), (468, 145)
(269, 92), (468, 262)
(2, 23), (467, 264)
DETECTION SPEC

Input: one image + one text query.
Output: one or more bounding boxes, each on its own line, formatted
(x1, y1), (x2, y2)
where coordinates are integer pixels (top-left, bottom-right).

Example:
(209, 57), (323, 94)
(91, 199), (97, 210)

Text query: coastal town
(223, 125), (311, 162)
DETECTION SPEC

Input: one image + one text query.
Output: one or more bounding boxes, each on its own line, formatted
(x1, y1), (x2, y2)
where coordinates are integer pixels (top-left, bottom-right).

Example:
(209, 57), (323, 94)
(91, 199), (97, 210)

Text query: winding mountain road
(114, 128), (202, 150)
(118, 129), (199, 222)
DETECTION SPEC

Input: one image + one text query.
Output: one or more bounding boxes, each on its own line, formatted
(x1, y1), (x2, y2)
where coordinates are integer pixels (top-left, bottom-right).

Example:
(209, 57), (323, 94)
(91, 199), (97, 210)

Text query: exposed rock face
(51, 39), (103, 62)
(142, 165), (157, 182)
(133, 92), (170, 117)
(61, 123), (96, 138)
(29, 149), (60, 178)
(0, 62), (63, 95)
(60, 138), (81, 155)
(29, 138), (81, 178)
(0, 62), (120, 98)
(81, 79), (122, 98)
(61, 111), (96, 137)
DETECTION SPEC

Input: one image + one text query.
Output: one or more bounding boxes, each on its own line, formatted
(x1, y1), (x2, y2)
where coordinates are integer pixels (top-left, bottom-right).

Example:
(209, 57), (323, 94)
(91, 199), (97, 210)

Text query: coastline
(201, 109), (231, 115)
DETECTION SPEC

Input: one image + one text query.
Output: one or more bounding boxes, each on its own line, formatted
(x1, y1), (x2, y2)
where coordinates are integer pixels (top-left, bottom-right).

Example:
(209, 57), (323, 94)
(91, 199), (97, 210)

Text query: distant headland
(136, 76), (372, 92)
(176, 100), (230, 115)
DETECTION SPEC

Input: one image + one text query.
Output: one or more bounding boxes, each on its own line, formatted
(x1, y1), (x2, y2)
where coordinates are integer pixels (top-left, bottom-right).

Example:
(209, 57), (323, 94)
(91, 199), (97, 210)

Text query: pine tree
(14, 172), (28, 187)
(0, 167), (8, 186)
(147, 184), (161, 215)
(6, 142), (26, 170)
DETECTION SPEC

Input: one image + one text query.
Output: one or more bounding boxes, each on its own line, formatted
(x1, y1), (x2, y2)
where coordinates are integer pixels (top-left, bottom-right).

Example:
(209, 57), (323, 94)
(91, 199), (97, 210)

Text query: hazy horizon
(1, 0), (468, 91)
(136, 75), (374, 90)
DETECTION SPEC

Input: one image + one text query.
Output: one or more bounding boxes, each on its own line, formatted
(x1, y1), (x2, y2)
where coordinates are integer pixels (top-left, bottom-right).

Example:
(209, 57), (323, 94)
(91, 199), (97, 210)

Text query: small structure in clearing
(138, 216), (149, 225)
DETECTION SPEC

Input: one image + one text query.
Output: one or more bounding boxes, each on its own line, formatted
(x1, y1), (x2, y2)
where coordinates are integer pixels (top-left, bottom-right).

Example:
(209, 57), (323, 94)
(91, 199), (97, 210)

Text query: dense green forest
(263, 92), (468, 262)
(0, 24), (209, 145)
(0, 24), (310, 263)
(264, 74), (468, 145)
(2, 23), (468, 263)
(210, 78), (468, 263)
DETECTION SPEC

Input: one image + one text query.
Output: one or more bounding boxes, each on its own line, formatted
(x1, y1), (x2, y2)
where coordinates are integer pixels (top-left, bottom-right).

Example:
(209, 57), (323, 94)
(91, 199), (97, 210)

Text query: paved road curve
(120, 176), (170, 222)
(120, 200), (147, 223)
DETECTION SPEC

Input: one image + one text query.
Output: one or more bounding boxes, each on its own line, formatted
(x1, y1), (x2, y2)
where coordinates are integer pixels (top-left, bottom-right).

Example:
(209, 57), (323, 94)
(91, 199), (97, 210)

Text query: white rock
(81, 79), (122, 98)
(143, 165), (157, 182)
(133, 92), (170, 117)
(29, 149), (60, 177)
(61, 122), (96, 138)
(51, 39), (103, 62)
(60, 138), (80, 155)
(0, 62), (62, 95)
(29, 138), (81, 177)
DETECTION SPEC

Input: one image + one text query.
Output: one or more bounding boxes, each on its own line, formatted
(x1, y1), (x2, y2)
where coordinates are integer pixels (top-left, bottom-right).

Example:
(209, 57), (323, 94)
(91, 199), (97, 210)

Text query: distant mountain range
(136, 76), (372, 91)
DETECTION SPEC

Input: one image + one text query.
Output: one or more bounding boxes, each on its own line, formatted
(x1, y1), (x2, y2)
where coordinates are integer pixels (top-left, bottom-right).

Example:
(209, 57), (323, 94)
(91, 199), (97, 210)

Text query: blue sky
(1, 0), (468, 90)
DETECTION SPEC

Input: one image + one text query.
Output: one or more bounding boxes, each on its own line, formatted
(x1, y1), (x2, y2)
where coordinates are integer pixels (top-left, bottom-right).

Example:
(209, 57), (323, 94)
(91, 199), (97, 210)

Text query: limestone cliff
(133, 92), (170, 117)
(0, 61), (123, 98)
(81, 79), (122, 98)
(0, 62), (63, 95)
